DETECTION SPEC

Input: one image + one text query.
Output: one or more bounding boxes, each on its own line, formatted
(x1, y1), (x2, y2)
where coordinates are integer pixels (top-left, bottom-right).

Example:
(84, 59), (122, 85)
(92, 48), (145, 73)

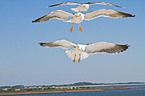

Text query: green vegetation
(50, 82), (145, 87)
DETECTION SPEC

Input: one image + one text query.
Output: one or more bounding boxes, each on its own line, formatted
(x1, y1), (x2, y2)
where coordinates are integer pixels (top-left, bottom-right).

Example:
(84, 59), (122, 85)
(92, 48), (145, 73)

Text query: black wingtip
(39, 42), (45, 47)
(132, 15), (136, 17)
(127, 44), (131, 47)
(32, 20), (36, 23)
(118, 11), (136, 18)
(116, 44), (130, 53)
(127, 14), (135, 17)
(121, 44), (130, 52)
(48, 5), (54, 7)
(32, 19), (40, 23)
(48, 4), (61, 7)
(117, 6), (124, 8)
(126, 13), (135, 17)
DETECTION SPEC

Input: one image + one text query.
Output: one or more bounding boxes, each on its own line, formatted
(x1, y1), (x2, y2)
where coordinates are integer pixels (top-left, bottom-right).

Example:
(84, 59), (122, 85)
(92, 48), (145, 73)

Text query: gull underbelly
(66, 49), (89, 62)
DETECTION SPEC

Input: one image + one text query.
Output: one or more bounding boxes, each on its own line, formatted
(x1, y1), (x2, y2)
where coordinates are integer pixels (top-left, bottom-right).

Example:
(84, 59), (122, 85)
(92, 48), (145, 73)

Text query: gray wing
(32, 10), (73, 23)
(85, 2), (123, 8)
(85, 42), (130, 55)
(48, 2), (81, 7)
(39, 40), (76, 49)
(84, 9), (135, 20)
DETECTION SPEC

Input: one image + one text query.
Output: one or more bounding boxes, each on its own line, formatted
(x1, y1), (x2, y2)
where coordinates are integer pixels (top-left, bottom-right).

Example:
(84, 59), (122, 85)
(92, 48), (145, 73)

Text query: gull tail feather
(66, 50), (74, 60)
(66, 50), (89, 61)
(80, 52), (89, 60)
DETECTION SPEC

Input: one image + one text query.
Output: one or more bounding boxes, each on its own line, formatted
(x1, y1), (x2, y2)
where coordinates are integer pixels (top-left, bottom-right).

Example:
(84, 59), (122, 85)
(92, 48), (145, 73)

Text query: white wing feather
(39, 40), (76, 49)
(84, 9), (135, 20)
(85, 42), (129, 55)
(48, 2), (123, 8)
(32, 10), (73, 22)
(86, 2), (123, 8)
(48, 2), (81, 7)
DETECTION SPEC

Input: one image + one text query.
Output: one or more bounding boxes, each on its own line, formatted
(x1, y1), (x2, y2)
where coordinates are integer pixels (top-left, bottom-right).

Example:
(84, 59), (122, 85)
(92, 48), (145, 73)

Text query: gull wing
(39, 40), (76, 49)
(48, 2), (81, 7)
(84, 9), (135, 20)
(85, 2), (123, 8)
(32, 10), (73, 22)
(85, 42), (130, 55)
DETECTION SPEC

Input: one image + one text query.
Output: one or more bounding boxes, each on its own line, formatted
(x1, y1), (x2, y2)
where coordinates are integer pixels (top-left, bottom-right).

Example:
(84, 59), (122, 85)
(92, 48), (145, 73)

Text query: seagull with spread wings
(48, 2), (124, 12)
(32, 9), (135, 32)
(39, 40), (130, 63)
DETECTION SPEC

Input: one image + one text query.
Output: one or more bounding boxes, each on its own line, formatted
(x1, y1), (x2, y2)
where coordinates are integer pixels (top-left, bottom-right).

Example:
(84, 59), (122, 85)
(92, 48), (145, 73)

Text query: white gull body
(32, 9), (135, 32)
(39, 40), (130, 63)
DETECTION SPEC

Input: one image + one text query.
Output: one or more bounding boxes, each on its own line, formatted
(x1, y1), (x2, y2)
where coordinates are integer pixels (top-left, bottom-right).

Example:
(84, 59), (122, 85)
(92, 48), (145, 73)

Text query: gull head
(77, 44), (86, 51)
(75, 13), (84, 17)
(75, 13), (85, 20)
(83, 4), (89, 9)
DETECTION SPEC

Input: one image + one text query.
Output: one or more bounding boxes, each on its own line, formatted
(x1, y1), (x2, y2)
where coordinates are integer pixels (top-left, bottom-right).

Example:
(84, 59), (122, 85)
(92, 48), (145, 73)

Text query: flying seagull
(39, 40), (130, 63)
(48, 2), (124, 12)
(32, 9), (135, 32)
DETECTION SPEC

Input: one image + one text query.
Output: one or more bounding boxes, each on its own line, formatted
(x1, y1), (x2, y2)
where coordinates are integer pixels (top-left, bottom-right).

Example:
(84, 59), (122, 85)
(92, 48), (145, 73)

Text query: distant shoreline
(0, 89), (103, 95)
(0, 85), (145, 96)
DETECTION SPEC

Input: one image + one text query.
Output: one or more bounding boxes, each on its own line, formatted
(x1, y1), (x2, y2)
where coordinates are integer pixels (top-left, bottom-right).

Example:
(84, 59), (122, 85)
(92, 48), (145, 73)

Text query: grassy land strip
(0, 87), (145, 95)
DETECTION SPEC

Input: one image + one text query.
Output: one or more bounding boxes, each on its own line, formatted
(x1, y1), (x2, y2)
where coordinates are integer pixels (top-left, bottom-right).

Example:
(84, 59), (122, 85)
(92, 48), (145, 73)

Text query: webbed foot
(70, 27), (73, 32)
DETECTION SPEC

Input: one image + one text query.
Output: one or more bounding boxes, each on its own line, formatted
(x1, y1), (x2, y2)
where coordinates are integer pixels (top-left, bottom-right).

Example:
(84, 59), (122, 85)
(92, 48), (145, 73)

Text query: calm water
(12, 85), (145, 96)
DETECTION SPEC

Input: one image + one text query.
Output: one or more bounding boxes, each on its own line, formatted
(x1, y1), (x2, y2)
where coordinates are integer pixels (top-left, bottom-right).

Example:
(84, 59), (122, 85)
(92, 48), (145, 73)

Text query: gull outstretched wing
(48, 2), (81, 7)
(84, 9), (135, 20)
(85, 42), (130, 55)
(39, 40), (76, 49)
(32, 10), (73, 22)
(85, 2), (123, 8)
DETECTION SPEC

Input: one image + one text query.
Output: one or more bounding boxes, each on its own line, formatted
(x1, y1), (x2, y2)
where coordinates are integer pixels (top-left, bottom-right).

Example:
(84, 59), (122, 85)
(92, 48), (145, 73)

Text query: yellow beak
(78, 49), (80, 51)
(85, 6), (88, 9)
(76, 15), (79, 17)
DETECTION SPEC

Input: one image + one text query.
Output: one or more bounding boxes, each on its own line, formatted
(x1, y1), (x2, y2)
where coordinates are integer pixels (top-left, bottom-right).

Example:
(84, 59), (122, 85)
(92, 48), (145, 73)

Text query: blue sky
(0, 0), (145, 86)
